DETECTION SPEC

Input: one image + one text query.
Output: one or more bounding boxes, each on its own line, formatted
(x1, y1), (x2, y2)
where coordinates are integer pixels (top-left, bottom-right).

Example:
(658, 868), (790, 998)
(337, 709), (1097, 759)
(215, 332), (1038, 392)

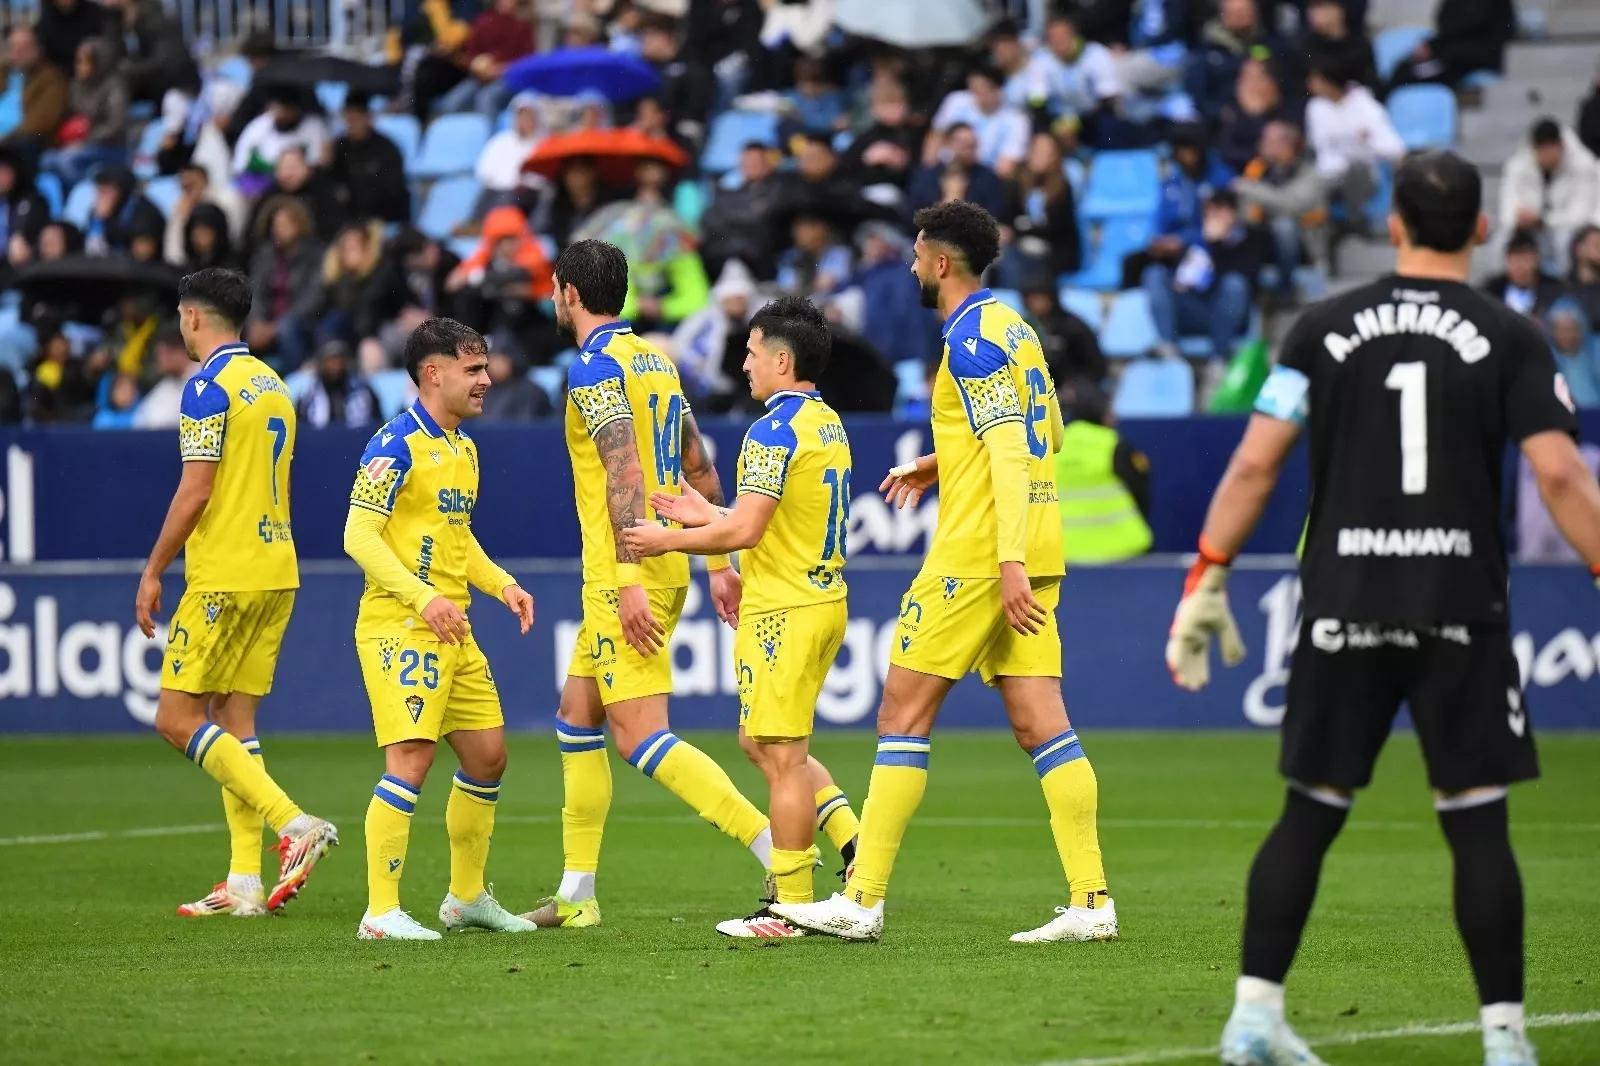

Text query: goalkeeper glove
(1166, 537), (1247, 692)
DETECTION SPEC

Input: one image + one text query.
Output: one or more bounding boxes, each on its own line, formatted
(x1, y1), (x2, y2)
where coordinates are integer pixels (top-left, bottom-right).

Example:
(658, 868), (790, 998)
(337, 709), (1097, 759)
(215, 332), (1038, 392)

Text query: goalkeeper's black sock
(1438, 793), (1524, 1007)
(1240, 785), (1350, 983)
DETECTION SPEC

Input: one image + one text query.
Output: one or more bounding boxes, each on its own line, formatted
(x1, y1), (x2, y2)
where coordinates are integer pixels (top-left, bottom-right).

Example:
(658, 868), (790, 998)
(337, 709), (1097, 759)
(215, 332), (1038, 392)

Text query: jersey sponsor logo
(1335, 527), (1472, 558)
(417, 535), (435, 585)
(962, 337), (978, 355)
(436, 488), (476, 515)
(404, 694), (424, 723)
(364, 456), (395, 481)
(1507, 687), (1527, 737)
(1322, 303), (1491, 364)
(193, 380), (207, 395)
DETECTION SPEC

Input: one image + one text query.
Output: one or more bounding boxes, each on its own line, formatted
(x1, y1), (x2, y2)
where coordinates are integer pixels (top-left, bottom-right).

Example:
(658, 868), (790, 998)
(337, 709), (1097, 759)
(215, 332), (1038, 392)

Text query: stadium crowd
(0, 0), (1593, 431)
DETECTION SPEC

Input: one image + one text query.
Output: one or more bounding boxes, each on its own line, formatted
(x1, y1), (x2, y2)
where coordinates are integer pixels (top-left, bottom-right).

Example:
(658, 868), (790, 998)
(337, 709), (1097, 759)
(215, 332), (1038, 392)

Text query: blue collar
(204, 342), (250, 372)
(764, 389), (819, 410)
(408, 401), (444, 439)
(941, 289), (995, 340)
(581, 319), (633, 354)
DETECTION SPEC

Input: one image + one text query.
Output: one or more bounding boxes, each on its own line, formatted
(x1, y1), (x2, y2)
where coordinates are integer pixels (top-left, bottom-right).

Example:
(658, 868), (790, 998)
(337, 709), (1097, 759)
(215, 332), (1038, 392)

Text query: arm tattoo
(680, 414), (725, 507)
(595, 418), (646, 564)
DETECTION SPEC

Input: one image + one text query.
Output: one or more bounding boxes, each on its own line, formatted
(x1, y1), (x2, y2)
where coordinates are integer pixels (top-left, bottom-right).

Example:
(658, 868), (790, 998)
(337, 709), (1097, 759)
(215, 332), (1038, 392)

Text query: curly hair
(912, 199), (1001, 279)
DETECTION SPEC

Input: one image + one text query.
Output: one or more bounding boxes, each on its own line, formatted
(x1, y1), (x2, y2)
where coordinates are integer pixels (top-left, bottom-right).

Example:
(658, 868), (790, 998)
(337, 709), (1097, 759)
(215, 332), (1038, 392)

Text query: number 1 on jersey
(648, 394), (683, 487)
(265, 416), (287, 505)
(1384, 362), (1427, 495)
(821, 467), (850, 560)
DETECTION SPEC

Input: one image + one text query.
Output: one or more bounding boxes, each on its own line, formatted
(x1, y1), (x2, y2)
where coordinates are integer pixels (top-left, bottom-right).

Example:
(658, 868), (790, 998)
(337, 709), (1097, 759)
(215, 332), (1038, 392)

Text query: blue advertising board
(1, 559), (1594, 734)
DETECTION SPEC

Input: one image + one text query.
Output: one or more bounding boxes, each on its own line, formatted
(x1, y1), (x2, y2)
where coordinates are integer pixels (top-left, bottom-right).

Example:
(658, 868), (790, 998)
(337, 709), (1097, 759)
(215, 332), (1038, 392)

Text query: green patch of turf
(1, 732), (1596, 1065)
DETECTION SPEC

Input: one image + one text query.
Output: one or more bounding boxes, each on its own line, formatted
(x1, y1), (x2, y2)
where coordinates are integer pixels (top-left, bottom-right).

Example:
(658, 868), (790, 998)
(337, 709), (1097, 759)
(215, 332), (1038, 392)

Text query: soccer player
(345, 317), (539, 941)
(770, 201), (1115, 944)
(1166, 152), (1600, 1066)
(134, 266), (338, 917)
(525, 240), (829, 929)
(622, 296), (857, 938)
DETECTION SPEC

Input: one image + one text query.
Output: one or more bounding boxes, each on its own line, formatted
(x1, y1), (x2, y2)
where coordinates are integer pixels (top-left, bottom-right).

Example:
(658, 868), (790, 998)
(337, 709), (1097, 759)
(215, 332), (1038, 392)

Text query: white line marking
(1039, 1011), (1600, 1066)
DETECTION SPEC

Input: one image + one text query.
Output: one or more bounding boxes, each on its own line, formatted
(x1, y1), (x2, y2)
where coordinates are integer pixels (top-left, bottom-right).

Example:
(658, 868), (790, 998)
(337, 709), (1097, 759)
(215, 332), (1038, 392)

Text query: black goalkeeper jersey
(1255, 275), (1580, 623)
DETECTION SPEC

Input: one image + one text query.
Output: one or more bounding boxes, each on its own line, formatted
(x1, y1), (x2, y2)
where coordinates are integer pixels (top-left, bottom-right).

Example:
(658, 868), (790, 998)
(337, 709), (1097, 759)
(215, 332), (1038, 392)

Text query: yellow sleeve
(982, 419), (1030, 565)
(1049, 396), (1065, 454)
(466, 533), (516, 597)
(343, 505), (437, 613)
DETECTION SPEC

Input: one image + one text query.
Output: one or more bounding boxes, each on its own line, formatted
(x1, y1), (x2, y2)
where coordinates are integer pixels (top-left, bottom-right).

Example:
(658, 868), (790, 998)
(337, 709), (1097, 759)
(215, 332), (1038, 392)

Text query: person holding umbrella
(573, 157), (707, 333)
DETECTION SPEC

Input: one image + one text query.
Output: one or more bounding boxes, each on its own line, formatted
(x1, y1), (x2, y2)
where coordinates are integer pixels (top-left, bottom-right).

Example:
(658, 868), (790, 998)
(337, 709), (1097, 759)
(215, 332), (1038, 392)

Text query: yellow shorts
(357, 634), (503, 747)
(162, 589), (295, 697)
(565, 584), (687, 705)
(890, 572), (1062, 686)
(737, 600), (848, 741)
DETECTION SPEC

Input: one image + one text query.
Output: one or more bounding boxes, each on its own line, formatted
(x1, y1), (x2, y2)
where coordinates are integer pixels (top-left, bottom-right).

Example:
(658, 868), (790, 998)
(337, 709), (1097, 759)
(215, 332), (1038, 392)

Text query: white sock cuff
(1481, 1002), (1525, 1033)
(1436, 786), (1508, 812)
(558, 870), (596, 904)
(748, 826), (773, 869)
(1288, 779), (1354, 809)
(1235, 976), (1286, 1010)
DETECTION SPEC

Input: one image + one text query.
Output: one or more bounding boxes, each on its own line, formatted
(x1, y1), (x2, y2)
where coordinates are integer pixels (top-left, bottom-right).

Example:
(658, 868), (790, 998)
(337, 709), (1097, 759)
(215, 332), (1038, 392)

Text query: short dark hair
(913, 199), (1002, 278)
(403, 317), (488, 383)
(553, 239), (630, 317)
(177, 267), (252, 331)
(1505, 228), (1540, 256)
(749, 295), (832, 383)
(1531, 118), (1562, 146)
(1392, 150), (1482, 253)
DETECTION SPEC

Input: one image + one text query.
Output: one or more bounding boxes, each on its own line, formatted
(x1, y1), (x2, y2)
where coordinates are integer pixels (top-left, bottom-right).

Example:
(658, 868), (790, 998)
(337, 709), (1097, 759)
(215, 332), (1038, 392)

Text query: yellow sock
(557, 720), (611, 875)
(447, 771), (499, 901)
(815, 785), (860, 854)
(223, 737), (265, 876)
(186, 723), (302, 833)
(1031, 729), (1108, 907)
(630, 730), (769, 848)
(366, 775), (418, 915)
(847, 735), (930, 908)
(770, 845), (821, 904)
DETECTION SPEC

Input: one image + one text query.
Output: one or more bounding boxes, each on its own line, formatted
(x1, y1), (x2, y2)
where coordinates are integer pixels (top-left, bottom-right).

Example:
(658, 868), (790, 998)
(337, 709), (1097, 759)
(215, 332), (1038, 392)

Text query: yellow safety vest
(1054, 420), (1154, 565)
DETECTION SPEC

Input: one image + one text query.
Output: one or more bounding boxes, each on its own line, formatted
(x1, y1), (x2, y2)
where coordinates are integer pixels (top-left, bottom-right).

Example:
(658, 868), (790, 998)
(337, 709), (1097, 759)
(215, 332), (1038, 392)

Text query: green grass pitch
(2, 731), (1597, 1065)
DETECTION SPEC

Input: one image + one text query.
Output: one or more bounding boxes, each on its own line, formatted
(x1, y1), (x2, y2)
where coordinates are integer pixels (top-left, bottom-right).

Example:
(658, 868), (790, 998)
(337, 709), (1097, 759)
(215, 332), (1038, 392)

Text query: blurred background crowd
(0, 0), (1591, 440)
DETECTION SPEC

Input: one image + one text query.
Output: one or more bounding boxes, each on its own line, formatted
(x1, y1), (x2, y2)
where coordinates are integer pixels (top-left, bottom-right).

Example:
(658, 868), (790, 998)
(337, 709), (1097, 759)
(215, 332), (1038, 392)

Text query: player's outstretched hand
(618, 583), (665, 656)
(709, 565), (742, 629)
(999, 561), (1047, 635)
(502, 584), (535, 634)
(421, 595), (470, 645)
(650, 482), (717, 527)
(135, 572), (162, 639)
(881, 453), (938, 510)
(622, 519), (671, 558)
(1165, 563), (1247, 691)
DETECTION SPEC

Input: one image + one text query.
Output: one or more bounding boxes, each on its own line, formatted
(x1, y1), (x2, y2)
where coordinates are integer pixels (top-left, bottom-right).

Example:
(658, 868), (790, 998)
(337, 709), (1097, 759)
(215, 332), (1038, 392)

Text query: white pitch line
(1038, 1011), (1600, 1066)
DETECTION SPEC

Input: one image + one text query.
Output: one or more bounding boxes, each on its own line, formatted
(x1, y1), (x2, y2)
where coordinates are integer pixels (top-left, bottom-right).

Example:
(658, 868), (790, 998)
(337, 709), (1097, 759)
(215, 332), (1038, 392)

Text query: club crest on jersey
(405, 694), (425, 723)
(430, 450), (442, 465)
(365, 456), (395, 481)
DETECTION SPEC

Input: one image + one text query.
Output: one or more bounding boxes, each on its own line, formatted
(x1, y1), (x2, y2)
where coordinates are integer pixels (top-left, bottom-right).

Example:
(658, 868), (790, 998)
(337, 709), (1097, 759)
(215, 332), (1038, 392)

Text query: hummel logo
(963, 337), (978, 354)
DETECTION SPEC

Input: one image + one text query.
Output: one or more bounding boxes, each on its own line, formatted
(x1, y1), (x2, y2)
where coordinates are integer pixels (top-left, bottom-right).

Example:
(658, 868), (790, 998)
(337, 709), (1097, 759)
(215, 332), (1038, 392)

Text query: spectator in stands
(476, 91), (543, 215)
(639, 14), (714, 150)
(162, 162), (244, 266)
(1305, 56), (1403, 231)
(0, 146), (52, 252)
(701, 142), (790, 280)
(543, 158), (611, 251)
(1301, 0), (1377, 91)
(479, 348), (552, 421)
(1, 26), (69, 158)
(25, 321), (93, 422)
(83, 165), (162, 256)
(41, 39), (127, 189)
(928, 65), (1030, 180)
(393, 227), (461, 320)
(99, 0), (197, 108)
(1485, 230), (1567, 318)
(1053, 379), (1152, 564)
(1086, 0), (1189, 94)
(315, 221), (409, 351)
(1568, 225), (1600, 326)
(232, 86), (331, 181)
(1000, 133), (1082, 286)
(178, 202), (235, 271)
(1129, 124), (1233, 285)
(243, 146), (342, 256)
(328, 92), (410, 227)
(446, 205), (557, 358)
(91, 369), (140, 427)
(1142, 189), (1264, 361)
(98, 289), (165, 389)
(1387, 0), (1515, 91)
(1579, 66), (1600, 159)
(1499, 118), (1600, 275)
(671, 259), (761, 411)
(1233, 120), (1326, 300)
(1545, 297), (1600, 409)
(841, 80), (918, 198)
(437, 0), (534, 118)
(130, 329), (193, 429)
(575, 159), (707, 332)
(775, 212), (851, 303)
(296, 340), (380, 428)
(36, 219), (81, 260)
(1022, 279), (1105, 388)
(246, 196), (323, 371)
(784, 56), (848, 134)
(1215, 57), (1291, 174)
(1187, 0), (1290, 124)
(221, 31), (276, 147)
(906, 122), (1006, 220)
(1034, 15), (1125, 146)
(835, 220), (930, 370)
(34, 0), (104, 77)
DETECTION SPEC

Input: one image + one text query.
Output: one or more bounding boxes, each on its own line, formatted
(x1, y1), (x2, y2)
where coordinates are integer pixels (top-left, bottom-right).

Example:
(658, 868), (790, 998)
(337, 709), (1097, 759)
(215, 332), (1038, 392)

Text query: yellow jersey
(923, 289), (1064, 579)
(734, 389), (850, 616)
(349, 401), (485, 638)
(565, 320), (690, 590)
(177, 342), (298, 592)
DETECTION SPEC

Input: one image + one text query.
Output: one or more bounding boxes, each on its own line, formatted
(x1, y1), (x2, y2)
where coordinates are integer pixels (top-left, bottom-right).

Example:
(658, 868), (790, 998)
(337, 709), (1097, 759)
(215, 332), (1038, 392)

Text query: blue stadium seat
(1061, 215), (1153, 291)
(1373, 26), (1430, 82)
(143, 175), (180, 218)
(1387, 85), (1456, 150)
(417, 176), (482, 239)
(35, 172), (62, 218)
(215, 55), (254, 86)
(1078, 150), (1161, 219)
(892, 358), (928, 417)
(411, 114), (491, 178)
(316, 81), (348, 115)
(1063, 157), (1086, 197)
(1100, 290), (1160, 358)
(131, 121), (166, 179)
(447, 236), (479, 261)
(369, 369), (414, 419)
(1460, 70), (1500, 90)
(990, 288), (1024, 314)
(1060, 287), (1103, 330)
(700, 110), (778, 174)
(63, 179), (97, 228)
(529, 365), (565, 403)
(1112, 358), (1193, 418)
(0, 72), (21, 139)
(374, 113), (422, 170)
